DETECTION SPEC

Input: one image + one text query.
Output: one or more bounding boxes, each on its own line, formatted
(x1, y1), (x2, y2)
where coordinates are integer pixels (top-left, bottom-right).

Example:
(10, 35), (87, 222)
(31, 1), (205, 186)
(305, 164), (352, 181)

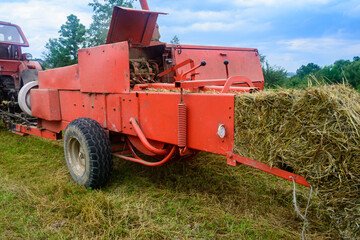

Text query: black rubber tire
(63, 118), (113, 188)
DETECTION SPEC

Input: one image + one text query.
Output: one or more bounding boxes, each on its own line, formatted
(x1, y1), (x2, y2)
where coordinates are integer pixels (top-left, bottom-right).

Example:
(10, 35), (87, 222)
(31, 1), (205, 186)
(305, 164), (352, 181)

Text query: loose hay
(234, 84), (360, 239)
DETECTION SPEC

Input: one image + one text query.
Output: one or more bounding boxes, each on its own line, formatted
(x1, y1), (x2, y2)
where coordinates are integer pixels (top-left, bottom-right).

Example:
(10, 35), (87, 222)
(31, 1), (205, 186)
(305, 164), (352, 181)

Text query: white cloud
(0, 0), (92, 57)
(210, 0), (332, 7)
(256, 37), (360, 72)
(279, 38), (360, 55)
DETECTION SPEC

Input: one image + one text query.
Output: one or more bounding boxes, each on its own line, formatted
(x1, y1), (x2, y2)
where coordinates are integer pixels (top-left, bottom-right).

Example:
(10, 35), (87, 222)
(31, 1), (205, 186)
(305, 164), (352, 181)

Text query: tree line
(262, 56), (360, 90)
(43, 0), (134, 68)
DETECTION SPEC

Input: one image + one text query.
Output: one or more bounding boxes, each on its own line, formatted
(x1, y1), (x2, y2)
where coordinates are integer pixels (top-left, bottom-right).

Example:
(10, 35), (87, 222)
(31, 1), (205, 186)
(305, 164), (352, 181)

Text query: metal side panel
(78, 42), (130, 94)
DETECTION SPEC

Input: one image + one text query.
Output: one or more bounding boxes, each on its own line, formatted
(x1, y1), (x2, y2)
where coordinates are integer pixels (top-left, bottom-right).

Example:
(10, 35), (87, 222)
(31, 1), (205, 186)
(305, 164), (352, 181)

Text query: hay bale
(234, 84), (360, 239)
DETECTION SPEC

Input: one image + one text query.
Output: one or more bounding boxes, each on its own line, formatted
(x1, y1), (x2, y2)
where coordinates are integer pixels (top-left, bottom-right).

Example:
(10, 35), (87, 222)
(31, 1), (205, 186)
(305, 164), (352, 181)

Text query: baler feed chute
(106, 7), (167, 46)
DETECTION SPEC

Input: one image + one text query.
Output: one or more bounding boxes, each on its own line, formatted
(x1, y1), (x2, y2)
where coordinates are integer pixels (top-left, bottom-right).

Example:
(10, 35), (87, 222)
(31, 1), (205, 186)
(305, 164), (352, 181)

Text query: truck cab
(0, 21), (42, 113)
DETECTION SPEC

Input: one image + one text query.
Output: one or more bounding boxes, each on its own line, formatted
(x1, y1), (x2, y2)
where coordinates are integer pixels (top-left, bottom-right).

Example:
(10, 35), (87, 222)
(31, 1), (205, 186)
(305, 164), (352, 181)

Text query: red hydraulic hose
(112, 139), (177, 167)
(129, 118), (169, 155)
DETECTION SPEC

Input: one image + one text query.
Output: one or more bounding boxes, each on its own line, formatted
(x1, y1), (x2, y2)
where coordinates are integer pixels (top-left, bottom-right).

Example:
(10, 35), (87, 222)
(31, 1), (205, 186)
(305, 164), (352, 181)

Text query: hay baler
(9, 0), (310, 189)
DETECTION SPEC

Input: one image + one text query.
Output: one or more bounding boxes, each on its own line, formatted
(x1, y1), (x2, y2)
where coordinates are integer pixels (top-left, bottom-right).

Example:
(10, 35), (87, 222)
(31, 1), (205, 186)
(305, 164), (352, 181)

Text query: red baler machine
(8, 1), (310, 189)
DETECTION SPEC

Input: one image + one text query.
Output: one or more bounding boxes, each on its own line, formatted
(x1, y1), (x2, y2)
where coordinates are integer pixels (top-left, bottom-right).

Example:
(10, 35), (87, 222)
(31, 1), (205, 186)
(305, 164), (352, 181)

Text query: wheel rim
(67, 137), (86, 177)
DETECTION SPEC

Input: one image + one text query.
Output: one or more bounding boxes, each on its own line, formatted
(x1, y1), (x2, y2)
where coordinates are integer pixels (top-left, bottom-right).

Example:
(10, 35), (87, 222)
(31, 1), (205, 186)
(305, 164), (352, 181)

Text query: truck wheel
(63, 118), (113, 188)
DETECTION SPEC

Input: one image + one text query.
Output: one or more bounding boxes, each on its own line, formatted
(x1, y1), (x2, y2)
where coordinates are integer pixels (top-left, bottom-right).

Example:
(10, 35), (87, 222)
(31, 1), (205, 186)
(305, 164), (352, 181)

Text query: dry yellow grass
(234, 84), (360, 239)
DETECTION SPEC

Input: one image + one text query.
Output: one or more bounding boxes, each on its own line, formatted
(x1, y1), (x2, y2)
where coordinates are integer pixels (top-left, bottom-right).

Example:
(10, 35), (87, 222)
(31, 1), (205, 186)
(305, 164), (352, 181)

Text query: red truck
(0, 21), (42, 120)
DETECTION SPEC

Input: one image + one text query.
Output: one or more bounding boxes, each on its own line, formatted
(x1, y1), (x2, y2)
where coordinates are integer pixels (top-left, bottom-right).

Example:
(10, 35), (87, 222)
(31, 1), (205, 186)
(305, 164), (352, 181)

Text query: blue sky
(0, 0), (359, 72)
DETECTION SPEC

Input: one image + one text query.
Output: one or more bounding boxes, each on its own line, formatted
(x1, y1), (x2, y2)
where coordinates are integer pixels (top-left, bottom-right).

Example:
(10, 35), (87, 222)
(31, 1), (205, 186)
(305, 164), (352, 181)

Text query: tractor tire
(18, 80), (38, 116)
(63, 118), (113, 188)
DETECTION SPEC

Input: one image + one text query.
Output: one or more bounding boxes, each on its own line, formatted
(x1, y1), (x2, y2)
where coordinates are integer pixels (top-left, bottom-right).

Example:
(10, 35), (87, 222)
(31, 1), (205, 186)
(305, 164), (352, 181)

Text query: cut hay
(234, 84), (360, 239)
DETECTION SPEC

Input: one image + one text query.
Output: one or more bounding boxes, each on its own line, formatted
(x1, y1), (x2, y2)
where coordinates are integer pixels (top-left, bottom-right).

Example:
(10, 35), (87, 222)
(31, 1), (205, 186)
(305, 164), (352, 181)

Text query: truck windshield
(0, 24), (25, 44)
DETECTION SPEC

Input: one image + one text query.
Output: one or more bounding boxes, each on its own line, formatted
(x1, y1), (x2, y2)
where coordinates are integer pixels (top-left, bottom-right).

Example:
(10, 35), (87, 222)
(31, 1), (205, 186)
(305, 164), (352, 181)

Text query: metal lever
(177, 61), (206, 81)
(224, 60), (229, 78)
(140, 0), (150, 10)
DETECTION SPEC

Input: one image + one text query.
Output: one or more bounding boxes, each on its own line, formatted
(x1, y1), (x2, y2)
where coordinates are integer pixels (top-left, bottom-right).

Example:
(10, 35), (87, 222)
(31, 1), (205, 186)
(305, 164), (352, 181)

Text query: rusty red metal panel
(0, 60), (21, 76)
(58, 91), (106, 126)
(172, 45), (264, 90)
(131, 92), (234, 154)
(119, 94), (139, 134)
(106, 7), (166, 46)
(78, 42), (130, 94)
(31, 89), (61, 121)
(40, 120), (69, 133)
(105, 94), (122, 132)
(38, 64), (80, 90)
(13, 124), (60, 140)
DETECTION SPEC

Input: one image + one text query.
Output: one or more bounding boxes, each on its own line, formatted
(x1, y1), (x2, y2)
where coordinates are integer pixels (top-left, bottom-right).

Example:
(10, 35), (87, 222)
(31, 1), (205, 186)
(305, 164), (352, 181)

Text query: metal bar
(175, 79), (227, 88)
(221, 76), (256, 93)
(179, 61), (206, 81)
(13, 124), (60, 140)
(139, 0), (150, 10)
(202, 86), (254, 93)
(133, 83), (178, 91)
(227, 153), (310, 188)
(158, 58), (193, 78)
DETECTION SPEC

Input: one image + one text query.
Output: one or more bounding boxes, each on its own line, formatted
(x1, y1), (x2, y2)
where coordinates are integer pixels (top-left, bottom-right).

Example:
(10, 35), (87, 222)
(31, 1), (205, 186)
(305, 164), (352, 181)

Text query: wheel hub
(68, 137), (86, 177)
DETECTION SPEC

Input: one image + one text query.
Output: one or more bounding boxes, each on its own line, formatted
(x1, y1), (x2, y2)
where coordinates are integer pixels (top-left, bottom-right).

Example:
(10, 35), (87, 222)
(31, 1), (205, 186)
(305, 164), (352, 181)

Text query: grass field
(0, 124), (335, 239)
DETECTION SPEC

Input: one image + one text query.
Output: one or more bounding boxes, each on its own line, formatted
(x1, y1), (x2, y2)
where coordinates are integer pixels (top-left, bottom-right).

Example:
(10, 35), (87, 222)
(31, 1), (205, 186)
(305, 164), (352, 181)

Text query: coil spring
(178, 103), (187, 148)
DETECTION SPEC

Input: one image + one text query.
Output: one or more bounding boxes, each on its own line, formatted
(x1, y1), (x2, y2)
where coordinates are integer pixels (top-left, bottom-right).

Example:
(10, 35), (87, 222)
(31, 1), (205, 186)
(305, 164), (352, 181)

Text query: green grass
(0, 124), (334, 239)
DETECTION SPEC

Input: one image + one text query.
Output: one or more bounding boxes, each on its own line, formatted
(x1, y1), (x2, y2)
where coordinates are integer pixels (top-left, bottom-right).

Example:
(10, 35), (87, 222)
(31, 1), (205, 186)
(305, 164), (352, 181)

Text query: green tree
(296, 63), (320, 78)
(43, 14), (86, 68)
(343, 60), (360, 89)
(170, 35), (180, 44)
(260, 55), (288, 88)
(87, 0), (135, 47)
(319, 59), (351, 84)
(43, 39), (71, 68)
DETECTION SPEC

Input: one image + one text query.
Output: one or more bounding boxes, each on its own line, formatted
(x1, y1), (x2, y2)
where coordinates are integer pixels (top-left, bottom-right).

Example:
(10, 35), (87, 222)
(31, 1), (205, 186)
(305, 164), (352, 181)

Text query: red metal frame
(11, 124), (60, 140)
(139, 0), (150, 10)
(226, 154), (310, 188)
